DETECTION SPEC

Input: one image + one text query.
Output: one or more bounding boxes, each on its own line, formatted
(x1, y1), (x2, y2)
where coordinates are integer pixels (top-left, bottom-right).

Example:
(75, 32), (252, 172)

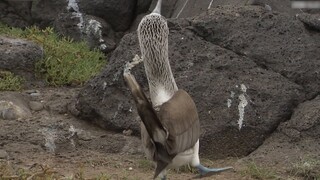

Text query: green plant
(241, 162), (279, 180)
(0, 23), (106, 86)
(0, 23), (25, 37)
(0, 71), (24, 91)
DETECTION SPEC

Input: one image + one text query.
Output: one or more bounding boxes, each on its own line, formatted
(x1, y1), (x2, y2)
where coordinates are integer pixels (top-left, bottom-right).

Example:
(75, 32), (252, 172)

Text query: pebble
(1, 108), (18, 120)
(0, 149), (8, 159)
(29, 101), (44, 111)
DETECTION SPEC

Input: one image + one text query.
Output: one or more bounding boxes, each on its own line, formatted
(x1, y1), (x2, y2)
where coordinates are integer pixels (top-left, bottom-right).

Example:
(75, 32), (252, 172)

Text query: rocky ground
(0, 87), (318, 180)
(0, 0), (320, 179)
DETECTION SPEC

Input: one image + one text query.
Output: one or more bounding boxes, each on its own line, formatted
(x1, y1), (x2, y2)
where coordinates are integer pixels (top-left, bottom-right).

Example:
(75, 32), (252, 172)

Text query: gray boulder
(191, 6), (320, 99)
(75, 7), (307, 158)
(0, 93), (32, 120)
(0, 36), (44, 79)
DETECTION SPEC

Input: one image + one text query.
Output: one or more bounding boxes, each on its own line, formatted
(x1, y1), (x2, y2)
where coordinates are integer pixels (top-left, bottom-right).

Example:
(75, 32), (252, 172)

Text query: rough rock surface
(77, 0), (136, 31)
(279, 96), (320, 141)
(75, 6), (317, 158)
(247, 96), (320, 174)
(0, 1), (32, 28)
(137, 0), (153, 15)
(53, 13), (117, 53)
(0, 36), (43, 78)
(191, 6), (320, 99)
(31, 0), (68, 28)
(297, 13), (320, 31)
(149, 0), (300, 19)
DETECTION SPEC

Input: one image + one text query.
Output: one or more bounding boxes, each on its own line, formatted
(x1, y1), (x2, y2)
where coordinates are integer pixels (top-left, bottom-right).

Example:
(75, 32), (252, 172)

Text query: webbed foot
(194, 164), (233, 178)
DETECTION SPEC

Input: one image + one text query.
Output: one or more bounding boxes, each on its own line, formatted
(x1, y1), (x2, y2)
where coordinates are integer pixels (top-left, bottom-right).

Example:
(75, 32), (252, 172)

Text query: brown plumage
(123, 71), (200, 178)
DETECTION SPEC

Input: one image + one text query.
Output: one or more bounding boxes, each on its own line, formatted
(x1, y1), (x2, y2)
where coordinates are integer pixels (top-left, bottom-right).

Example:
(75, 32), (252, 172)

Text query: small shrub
(0, 23), (106, 86)
(241, 162), (279, 180)
(0, 71), (24, 91)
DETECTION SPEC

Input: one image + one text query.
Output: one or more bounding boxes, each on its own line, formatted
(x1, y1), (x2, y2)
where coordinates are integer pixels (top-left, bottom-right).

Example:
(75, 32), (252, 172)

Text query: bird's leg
(194, 164), (233, 178)
(157, 169), (167, 180)
(160, 175), (166, 180)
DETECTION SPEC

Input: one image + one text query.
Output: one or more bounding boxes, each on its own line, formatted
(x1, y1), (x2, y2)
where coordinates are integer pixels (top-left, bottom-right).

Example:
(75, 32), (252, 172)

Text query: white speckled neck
(138, 13), (178, 107)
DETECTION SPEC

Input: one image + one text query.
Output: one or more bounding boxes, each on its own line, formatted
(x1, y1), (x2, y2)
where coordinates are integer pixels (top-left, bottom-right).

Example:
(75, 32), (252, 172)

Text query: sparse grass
(0, 71), (24, 91)
(0, 162), (59, 179)
(289, 157), (320, 180)
(95, 173), (112, 180)
(137, 158), (154, 171)
(241, 162), (280, 180)
(0, 162), (116, 180)
(0, 23), (106, 86)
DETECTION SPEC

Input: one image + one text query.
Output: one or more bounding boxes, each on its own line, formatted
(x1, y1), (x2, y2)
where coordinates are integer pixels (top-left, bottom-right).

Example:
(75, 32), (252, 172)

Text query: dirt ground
(0, 87), (313, 179)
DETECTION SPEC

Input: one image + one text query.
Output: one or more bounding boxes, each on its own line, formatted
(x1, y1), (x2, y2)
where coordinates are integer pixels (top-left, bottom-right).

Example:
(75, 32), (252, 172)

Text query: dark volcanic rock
(76, 15), (305, 158)
(31, 0), (68, 27)
(77, 0), (136, 31)
(247, 96), (320, 168)
(76, 33), (142, 135)
(296, 13), (320, 31)
(149, 0), (299, 19)
(6, 1), (33, 23)
(53, 12), (83, 42)
(0, 36), (43, 78)
(137, 0), (153, 15)
(191, 6), (320, 98)
(279, 96), (320, 140)
(0, 1), (32, 28)
(53, 13), (117, 53)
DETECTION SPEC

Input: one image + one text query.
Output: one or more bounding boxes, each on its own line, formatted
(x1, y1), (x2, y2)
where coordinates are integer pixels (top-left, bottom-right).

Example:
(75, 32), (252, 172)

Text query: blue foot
(160, 175), (166, 180)
(195, 164), (233, 178)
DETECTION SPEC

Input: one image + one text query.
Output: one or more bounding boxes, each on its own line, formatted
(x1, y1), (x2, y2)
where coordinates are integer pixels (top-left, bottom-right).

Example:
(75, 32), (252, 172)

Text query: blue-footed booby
(123, 0), (233, 179)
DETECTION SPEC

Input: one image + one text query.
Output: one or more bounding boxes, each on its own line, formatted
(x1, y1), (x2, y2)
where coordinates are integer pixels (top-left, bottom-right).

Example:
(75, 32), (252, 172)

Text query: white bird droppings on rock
(227, 91), (235, 108)
(238, 84), (248, 130)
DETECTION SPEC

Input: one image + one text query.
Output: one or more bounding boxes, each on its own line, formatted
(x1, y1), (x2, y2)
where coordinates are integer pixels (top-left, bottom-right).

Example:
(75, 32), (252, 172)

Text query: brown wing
(124, 72), (175, 178)
(159, 89), (200, 155)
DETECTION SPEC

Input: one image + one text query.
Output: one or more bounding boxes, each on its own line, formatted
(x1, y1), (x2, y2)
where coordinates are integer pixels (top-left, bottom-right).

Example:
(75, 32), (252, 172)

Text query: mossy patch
(0, 71), (24, 91)
(0, 23), (106, 86)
